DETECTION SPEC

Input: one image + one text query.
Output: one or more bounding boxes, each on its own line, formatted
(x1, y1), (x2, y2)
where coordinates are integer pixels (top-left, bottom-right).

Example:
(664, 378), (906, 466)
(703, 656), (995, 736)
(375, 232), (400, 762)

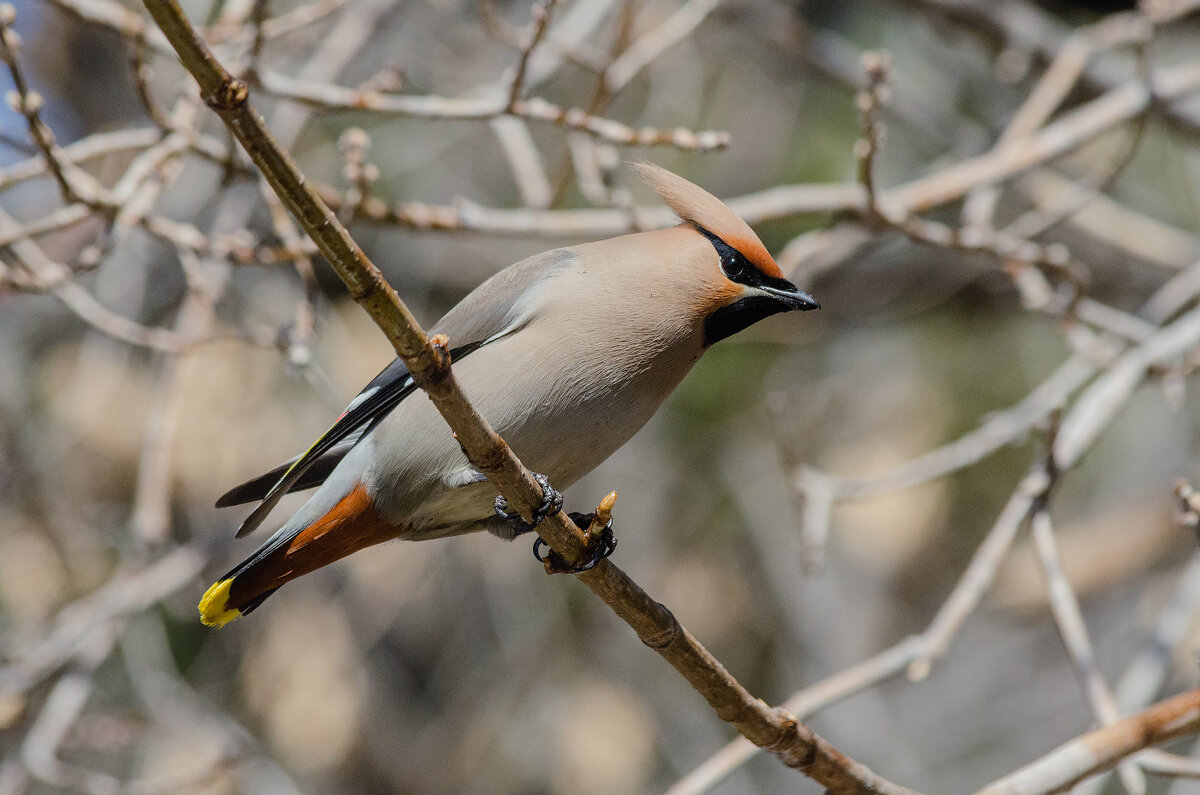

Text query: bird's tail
(199, 483), (397, 627)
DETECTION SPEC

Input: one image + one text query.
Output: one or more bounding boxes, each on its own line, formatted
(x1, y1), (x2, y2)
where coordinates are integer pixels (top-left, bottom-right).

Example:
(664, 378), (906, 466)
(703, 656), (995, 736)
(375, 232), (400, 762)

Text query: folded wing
(217, 247), (577, 539)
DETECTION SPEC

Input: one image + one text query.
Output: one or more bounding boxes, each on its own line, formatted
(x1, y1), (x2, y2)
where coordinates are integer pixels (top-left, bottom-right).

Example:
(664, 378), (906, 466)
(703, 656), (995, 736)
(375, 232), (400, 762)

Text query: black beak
(758, 281), (821, 311)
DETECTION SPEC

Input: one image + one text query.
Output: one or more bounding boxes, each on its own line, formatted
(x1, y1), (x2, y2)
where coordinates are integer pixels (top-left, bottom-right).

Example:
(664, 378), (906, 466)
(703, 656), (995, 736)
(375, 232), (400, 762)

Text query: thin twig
(301, 56), (1200, 240)
(0, 7), (99, 207)
(0, 545), (207, 696)
(128, 33), (176, 130)
(0, 205), (196, 351)
(506, 0), (560, 111)
(1030, 508), (1146, 794)
(256, 68), (730, 150)
(959, 9), (1152, 232)
(603, 0), (721, 94)
(854, 50), (1088, 290)
(18, 625), (121, 795)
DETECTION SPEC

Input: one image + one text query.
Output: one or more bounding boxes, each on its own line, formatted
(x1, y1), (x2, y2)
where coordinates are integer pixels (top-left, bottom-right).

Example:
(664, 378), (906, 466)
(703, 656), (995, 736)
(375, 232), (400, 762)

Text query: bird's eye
(721, 254), (745, 281)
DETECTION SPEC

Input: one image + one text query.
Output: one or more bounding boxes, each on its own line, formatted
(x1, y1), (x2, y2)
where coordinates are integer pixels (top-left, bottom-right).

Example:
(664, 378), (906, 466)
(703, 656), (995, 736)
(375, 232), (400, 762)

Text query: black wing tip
(216, 482), (262, 509)
(233, 518), (260, 539)
(215, 475), (268, 509)
(234, 511), (263, 538)
(215, 490), (241, 509)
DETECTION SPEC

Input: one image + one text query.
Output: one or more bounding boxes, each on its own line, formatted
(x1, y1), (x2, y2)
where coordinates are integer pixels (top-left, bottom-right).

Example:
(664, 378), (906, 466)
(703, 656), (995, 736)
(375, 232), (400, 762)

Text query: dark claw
(494, 472), (563, 535)
(532, 519), (617, 574)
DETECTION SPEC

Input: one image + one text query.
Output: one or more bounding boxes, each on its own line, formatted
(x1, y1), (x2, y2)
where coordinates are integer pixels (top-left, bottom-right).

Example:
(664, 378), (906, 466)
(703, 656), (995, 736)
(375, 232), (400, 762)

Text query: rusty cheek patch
(711, 279), (745, 307)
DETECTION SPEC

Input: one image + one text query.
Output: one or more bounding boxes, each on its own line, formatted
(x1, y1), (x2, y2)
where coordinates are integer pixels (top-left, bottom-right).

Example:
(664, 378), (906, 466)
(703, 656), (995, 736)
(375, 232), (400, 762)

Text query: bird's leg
(532, 510), (618, 575)
(493, 472), (563, 535)
(498, 483), (619, 573)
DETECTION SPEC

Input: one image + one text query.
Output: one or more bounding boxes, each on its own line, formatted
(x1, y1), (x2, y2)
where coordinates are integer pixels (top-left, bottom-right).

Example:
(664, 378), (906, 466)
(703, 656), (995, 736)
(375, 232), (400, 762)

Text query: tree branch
(975, 688), (1200, 795)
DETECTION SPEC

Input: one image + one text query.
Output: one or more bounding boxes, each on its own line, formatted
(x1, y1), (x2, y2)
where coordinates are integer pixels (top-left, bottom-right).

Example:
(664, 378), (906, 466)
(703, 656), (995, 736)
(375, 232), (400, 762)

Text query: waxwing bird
(199, 162), (819, 627)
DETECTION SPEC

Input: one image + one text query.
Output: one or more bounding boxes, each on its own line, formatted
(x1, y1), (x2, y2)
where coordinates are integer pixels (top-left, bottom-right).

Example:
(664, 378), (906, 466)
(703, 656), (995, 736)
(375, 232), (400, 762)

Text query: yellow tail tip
(198, 579), (241, 628)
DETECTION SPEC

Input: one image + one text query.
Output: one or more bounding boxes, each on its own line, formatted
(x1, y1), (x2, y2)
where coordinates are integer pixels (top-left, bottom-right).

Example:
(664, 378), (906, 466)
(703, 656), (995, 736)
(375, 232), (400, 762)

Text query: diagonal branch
(138, 0), (915, 791)
(975, 687), (1200, 795)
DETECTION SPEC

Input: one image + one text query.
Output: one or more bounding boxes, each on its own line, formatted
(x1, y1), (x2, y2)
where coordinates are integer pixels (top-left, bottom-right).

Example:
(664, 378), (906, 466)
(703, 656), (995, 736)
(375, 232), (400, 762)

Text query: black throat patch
(704, 295), (792, 346)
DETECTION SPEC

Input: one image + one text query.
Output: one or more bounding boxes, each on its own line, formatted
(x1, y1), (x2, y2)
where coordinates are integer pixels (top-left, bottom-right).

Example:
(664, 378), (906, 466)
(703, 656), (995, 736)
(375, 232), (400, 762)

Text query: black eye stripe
(696, 227), (794, 293)
(698, 228), (747, 277)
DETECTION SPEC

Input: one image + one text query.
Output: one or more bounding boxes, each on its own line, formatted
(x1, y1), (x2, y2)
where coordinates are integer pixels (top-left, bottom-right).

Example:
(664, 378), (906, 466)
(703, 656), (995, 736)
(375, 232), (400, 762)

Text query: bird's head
(632, 162), (819, 346)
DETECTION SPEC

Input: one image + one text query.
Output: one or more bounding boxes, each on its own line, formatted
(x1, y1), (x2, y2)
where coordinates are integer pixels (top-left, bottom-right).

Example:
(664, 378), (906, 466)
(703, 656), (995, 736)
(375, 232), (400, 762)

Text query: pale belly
(365, 328), (703, 539)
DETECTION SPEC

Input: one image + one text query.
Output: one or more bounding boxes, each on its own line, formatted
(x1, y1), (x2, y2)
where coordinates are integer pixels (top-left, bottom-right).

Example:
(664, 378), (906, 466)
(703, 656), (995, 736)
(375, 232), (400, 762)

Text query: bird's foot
(532, 511), (617, 574)
(494, 472), (563, 535)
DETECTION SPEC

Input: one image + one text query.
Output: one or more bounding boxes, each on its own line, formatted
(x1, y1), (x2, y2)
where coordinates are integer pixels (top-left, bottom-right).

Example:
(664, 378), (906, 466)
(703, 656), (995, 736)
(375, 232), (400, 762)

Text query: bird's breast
(470, 325), (699, 486)
(367, 284), (706, 533)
